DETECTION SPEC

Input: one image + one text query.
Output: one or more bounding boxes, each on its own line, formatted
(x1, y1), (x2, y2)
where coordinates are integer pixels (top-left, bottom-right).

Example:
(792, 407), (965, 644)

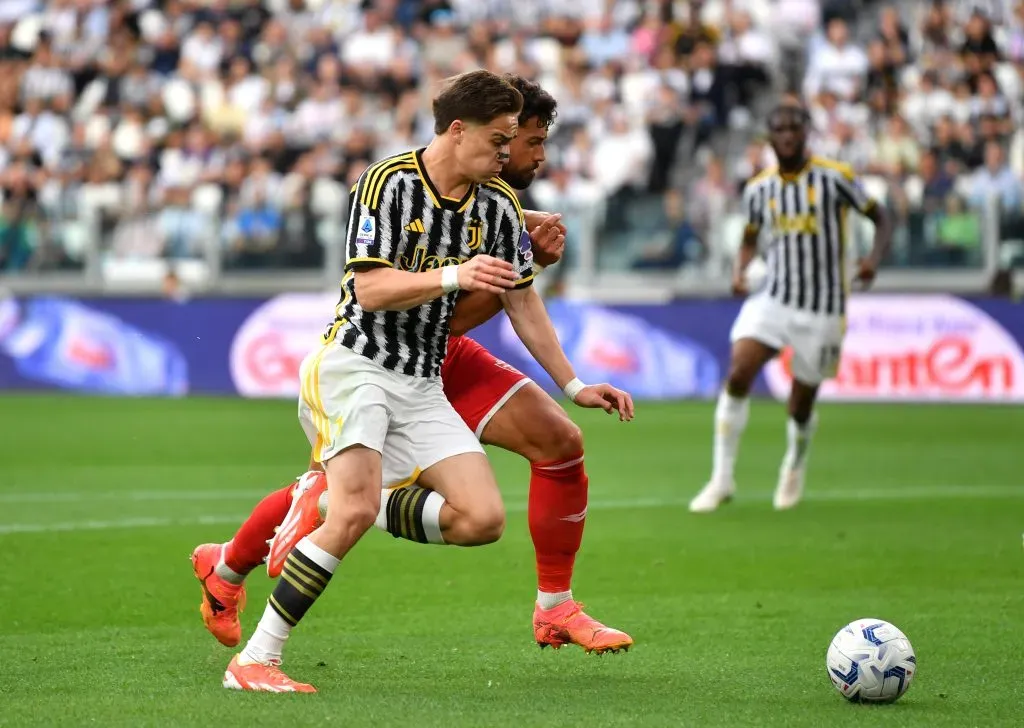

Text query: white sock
(711, 390), (749, 483)
(782, 415), (817, 472)
(240, 537), (339, 665)
(293, 535), (340, 572)
(537, 590), (573, 610)
(214, 543), (245, 585)
(241, 604), (292, 665)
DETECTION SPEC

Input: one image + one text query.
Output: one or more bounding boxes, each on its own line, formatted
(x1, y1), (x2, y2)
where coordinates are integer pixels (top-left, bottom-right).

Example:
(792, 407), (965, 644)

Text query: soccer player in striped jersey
(220, 70), (633, 693)
(689, 100), (892, 513)
(191, 74), (634, 668)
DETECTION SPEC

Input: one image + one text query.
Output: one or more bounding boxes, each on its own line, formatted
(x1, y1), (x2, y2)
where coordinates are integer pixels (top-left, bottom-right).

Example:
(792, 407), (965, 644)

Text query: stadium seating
(0, 0), (1021, 285)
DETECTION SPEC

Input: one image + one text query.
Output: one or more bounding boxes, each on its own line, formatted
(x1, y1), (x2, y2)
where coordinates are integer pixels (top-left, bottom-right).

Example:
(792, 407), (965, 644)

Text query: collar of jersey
(414, 147), (477, 211)
(777, 156), (812, 183)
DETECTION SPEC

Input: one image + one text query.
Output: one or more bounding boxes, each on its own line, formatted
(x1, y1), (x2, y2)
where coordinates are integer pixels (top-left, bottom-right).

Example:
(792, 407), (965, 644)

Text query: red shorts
(441, 335), (531, 438)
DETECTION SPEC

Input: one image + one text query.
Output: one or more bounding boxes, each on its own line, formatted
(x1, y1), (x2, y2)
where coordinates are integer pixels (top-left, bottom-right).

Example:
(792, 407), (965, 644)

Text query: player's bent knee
(463, 506), (506, 545)
(725, 367), (755, 397)
(532, 411), (583, 462)
(321, 497), (378, 537)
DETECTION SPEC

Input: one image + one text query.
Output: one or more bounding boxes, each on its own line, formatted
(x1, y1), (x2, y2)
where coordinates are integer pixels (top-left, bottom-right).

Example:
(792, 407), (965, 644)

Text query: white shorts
(730, 294), (845, 385)
(297, 342), (484, 489)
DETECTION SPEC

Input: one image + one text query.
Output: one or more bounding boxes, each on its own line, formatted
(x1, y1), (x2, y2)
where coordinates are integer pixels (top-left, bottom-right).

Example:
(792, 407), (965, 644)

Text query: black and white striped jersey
(743, 157), (877, 316)
(324, 149), (534, 379)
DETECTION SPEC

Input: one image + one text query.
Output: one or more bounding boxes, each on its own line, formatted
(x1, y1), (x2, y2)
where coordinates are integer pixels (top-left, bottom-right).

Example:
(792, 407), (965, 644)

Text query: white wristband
(562, 377), (586, 402)
(441, 265), (461, 293)
(533, 263), (545, 273)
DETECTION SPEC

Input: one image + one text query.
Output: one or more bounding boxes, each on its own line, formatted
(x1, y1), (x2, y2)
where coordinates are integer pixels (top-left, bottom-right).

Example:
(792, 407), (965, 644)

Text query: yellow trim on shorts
(386, 467), (423, 491)
(301, 345), (332, 462)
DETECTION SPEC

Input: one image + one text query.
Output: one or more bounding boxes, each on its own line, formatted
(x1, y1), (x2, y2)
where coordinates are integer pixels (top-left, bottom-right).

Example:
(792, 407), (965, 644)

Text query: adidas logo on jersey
(404, 219), (425, 234)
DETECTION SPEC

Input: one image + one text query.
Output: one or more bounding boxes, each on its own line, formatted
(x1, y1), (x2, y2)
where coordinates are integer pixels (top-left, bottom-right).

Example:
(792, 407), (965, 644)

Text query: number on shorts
(819, 344), (842, 377)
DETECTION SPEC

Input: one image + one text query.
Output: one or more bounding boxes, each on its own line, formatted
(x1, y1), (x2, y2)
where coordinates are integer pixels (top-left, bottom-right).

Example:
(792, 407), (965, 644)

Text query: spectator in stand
(967, 140), (1024, 213)
(0, 0), (1019, 280)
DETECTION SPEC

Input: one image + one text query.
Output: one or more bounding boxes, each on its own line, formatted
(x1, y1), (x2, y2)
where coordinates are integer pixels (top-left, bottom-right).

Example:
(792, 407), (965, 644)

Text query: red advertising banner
(764, 295), (1024, 402)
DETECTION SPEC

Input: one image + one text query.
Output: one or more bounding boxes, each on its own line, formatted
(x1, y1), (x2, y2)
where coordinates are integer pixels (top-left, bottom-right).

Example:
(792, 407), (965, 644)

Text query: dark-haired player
(689, 100), (892, 513)
(213, 71), (633, 692)
(193, 74), (633, 667)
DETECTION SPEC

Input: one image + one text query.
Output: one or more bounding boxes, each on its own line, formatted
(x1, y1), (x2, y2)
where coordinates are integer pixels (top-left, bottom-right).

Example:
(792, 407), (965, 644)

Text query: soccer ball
(826, 618), (917, 703)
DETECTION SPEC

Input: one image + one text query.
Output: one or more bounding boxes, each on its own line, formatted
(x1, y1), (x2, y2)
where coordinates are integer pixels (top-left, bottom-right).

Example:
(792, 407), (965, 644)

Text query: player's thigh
(729, 297), (785, 384)
(479, 381), (583, 463)
(300, 343), (392, 464)
(442, 336), (533, 438)
(321, 444), (383, 530)
(417, 451), (504, 527)
(788, 319), (843, 389)
(387, 379), (490, 494)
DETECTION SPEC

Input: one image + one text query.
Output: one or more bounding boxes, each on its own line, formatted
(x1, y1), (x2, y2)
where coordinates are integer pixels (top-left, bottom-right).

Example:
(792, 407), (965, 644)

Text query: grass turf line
(0, 396), (1021, 727)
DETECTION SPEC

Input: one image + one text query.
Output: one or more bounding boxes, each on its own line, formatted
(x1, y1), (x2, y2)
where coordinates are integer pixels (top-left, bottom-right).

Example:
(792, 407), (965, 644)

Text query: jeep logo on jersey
(398, 245), (466, 272)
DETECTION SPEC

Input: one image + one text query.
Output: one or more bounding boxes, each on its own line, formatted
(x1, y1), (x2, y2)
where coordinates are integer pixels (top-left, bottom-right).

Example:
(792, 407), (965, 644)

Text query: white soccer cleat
(688, 480), (736, 513)
(773, 468), (805, 510)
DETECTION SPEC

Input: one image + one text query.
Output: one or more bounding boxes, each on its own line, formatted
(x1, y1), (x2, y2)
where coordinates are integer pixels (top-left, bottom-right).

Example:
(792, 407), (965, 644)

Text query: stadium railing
(0, 192), (1015, 300)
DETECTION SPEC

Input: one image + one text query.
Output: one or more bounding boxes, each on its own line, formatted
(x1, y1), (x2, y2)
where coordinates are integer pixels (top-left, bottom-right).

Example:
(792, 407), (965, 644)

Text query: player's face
(500, 116), (548, 190)
(769, 110), (807, 166)
(457, 114), (519, 183)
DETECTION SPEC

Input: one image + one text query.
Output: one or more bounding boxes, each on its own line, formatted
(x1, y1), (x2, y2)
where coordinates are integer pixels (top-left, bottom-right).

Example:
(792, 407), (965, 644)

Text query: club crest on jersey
(518, 230), (534, 262)
(356, 214), (376, 244)
(467, 219), (483, 250)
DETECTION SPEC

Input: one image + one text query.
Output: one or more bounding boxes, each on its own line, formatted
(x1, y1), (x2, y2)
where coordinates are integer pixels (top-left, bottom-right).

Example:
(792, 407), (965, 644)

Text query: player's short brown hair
(432, 70), (524, 135)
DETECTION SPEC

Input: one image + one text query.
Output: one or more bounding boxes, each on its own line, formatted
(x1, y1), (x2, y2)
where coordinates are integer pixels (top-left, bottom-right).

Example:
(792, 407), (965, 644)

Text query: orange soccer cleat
(533, 600), (634, 654)
(223, 654), (317, 693)
(266, 471), (327, 578)
(191, 543), (246, 647)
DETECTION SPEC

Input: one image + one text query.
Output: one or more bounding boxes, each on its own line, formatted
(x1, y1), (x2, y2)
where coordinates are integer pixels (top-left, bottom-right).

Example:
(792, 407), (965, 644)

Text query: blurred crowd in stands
(0, 0), (1022, 281)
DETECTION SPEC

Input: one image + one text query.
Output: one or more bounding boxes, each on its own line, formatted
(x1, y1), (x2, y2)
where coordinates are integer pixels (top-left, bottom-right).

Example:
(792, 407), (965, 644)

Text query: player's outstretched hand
(730, 272), (749, 297)
(528, 213), (566, 268)
(458, 255), (517, 294)
(853, 257), (877, 290)
(574, 383), (635, 422)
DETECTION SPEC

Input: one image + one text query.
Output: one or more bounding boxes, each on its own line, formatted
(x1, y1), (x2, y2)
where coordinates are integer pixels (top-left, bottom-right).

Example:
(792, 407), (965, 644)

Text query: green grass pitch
(0, 395), (1021, 727)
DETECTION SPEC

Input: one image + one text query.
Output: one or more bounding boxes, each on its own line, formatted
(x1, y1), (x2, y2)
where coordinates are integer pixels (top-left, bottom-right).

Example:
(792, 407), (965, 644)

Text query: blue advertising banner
(1, 293), (1022, 402)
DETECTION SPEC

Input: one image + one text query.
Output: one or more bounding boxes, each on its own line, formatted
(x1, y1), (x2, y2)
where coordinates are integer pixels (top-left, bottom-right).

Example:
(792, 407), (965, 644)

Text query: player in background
(191, 75), (634, 663)
(221, 70), (632, 693)
(688, 100), (892, 513)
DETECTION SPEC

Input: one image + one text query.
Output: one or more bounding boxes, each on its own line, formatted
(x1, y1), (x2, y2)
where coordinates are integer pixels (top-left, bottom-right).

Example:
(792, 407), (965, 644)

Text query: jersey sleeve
(486, 190), (534, 289)
(345, 167), (397, 270)
(832, 165), (877, 215)
(742, 180), (763, 235)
